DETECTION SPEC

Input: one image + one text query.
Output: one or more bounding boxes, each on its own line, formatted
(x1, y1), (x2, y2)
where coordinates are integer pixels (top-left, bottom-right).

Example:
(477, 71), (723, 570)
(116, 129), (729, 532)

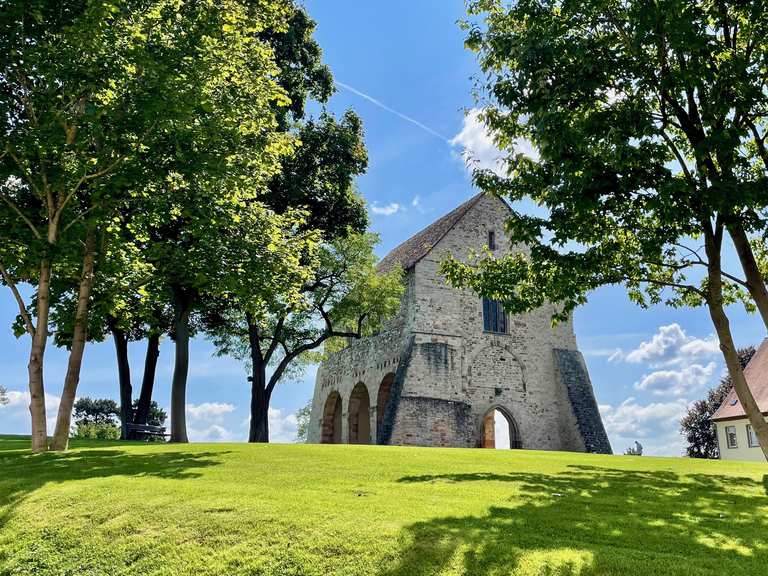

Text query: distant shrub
(72, 397), (120, 440)
(295, 401), (311, 443)
(73, 422), (120, 440)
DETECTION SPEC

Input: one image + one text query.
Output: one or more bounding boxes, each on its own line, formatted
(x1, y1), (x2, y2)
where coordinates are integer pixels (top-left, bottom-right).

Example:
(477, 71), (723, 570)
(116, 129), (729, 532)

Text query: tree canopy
(0, 0), (309, 451)
(444, 0), (768, 459)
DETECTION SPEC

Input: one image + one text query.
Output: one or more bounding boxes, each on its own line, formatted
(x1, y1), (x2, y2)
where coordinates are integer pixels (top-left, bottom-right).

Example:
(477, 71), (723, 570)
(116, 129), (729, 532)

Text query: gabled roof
(712, 339), (768, 421)
(376, 193), (484, 274)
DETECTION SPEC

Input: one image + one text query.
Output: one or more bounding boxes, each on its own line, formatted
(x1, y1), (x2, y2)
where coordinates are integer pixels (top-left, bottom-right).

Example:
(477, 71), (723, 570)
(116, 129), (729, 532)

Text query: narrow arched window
(488, 230), (496, 250)
(482, 298), (508, 333)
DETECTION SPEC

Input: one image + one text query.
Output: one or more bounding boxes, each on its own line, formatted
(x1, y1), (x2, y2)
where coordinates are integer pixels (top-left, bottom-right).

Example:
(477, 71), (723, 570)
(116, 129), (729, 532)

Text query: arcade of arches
(320, 373), (395, 445)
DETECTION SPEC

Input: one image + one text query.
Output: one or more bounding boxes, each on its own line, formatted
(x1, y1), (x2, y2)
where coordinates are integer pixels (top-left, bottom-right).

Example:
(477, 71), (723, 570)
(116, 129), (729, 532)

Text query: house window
(488, 230), (496, 250)
(483, 298), (507, 333)
(747, 424), (760, 448)
(725, 425), (738, 449)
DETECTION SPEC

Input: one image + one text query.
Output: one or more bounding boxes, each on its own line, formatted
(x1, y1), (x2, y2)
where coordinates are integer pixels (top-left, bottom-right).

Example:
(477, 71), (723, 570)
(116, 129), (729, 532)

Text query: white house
(712, 339), (768, 462)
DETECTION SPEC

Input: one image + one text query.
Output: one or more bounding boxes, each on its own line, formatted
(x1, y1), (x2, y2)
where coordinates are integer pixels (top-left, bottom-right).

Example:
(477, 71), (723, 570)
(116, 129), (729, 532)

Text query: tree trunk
(170, 288), (193, 443)
(727, 222), (768, 331)
(50, 228), (98, 451)
(134, 332), (160, 426)
(28, 257), (52, 453)
(110, 321), (133, 440)
(249, 361), (270, 443)
(245, 315), (270, 443)
(705, 222), (768, 460)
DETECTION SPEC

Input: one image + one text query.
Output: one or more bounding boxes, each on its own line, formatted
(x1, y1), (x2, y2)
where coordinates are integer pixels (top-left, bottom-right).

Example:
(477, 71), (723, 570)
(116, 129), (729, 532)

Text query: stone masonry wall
(309, 193), (608, 453)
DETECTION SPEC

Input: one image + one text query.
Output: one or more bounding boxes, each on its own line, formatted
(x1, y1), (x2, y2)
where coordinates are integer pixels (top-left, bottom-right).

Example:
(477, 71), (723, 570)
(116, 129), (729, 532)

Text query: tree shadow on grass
(0, 441), (228, 530)
(385, 464), (768, 576)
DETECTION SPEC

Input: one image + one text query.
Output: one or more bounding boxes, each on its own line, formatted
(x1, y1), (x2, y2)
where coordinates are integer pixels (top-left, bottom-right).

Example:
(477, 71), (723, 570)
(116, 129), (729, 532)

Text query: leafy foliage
(266, 112), (369, 238)
(0, 385), (8, 406)
(207, 231), (403, 441)
(73, 398), (120, 427)
(446, 0), (768, 318)
(72, 421), (120, 440)
(681, 347), (756, 459)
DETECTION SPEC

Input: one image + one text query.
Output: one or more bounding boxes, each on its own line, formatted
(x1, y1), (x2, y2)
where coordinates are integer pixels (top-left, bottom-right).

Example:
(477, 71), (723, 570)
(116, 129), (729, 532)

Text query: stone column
(341, 411), (349, 444)
(369, 405), (378, 445)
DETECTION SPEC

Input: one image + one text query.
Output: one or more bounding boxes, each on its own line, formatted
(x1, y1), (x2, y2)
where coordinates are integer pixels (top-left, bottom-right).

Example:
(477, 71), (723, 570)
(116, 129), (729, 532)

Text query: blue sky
(1, 1), (766, 456)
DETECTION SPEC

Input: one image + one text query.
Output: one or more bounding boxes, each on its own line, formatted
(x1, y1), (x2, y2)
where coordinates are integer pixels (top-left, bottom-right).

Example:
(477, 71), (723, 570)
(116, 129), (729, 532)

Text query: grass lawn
(0, 435), (766, 576)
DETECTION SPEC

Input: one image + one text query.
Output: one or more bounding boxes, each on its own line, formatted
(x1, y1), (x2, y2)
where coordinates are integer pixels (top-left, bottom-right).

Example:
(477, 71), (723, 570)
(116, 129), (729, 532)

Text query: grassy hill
(0, 435), (766, 576)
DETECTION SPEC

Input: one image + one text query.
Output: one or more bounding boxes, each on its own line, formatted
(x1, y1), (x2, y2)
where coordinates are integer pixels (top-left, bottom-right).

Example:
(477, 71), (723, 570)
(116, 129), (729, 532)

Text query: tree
(71, 397), (120, 440)
(443, 0), (768, 460)
(0, 0), (296, 451)
(681, 347), (756, 458)
(208, 232), (403, 442)
(130, 399), (167, 428)
(266, 111), (368, 237)
(295, 400), (312, 443)
(73, 397), (119, 426)
(0, 385), (8, 406)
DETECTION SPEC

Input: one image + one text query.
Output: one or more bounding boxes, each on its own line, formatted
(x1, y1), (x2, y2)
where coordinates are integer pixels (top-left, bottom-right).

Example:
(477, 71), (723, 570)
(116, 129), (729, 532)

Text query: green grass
(0, 435), (766, 576)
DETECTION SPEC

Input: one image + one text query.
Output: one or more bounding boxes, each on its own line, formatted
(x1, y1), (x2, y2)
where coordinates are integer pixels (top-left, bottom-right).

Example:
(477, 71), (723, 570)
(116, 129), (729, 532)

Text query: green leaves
(447, 0), (768, 323)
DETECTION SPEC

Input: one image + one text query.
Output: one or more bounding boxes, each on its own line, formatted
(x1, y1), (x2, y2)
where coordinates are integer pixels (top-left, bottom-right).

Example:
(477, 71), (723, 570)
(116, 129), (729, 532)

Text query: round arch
(348, 382), (371, 444)
(480, 405), (522, 449)
(376, 372), (396, 438)
(320, 391), (342, 444)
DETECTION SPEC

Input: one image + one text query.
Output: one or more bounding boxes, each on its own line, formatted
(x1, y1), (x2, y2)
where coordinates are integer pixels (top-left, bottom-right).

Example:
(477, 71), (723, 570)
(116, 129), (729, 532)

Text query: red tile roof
(712, 339), (768, 421)
(376, 193), (485, 274)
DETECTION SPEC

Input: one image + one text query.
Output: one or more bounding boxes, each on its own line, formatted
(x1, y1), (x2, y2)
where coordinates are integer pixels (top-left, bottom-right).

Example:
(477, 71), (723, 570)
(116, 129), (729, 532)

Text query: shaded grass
(0, 436), (766, 575)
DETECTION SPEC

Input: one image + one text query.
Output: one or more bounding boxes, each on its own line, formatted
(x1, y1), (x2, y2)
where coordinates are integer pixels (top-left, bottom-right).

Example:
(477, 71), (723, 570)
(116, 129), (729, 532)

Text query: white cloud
(268, 407), (299, 443)
(599, 397), (688, 455)
(370, 202), (402, 216)
(450, 108), (538, 177)
(0, 389), (63, 436)
(238, 407), (299, 443)
(188, 424), (232, 443)
(635, 362), (717, 397)
(623, 324), (719, 367)
(186, 402), (236, 422)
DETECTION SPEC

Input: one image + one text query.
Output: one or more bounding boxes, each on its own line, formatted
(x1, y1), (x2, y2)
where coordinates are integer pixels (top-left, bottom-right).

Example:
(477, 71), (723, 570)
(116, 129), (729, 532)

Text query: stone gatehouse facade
(307, 193), (612, 453)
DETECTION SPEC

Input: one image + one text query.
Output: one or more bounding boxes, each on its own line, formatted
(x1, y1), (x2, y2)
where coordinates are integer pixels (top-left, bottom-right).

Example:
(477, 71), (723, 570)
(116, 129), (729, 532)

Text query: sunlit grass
(0, 435), (766, 575)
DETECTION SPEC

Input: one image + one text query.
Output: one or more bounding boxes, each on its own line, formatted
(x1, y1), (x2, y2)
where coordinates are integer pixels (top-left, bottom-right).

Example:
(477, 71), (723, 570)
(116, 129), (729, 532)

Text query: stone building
(307, 193), (612, 453)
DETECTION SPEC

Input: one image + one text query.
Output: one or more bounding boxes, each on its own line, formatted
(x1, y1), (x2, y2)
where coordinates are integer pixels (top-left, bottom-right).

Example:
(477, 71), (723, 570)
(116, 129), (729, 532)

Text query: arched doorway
(348, 383), (371, 444)
(481, 407), (521, 449)
(376, 373), (395, 438)
(321, 392), (342, 444)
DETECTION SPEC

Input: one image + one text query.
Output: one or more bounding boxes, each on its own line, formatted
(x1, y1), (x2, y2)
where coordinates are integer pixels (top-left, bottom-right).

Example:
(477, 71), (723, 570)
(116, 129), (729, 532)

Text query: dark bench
(126, 423), (168, 441)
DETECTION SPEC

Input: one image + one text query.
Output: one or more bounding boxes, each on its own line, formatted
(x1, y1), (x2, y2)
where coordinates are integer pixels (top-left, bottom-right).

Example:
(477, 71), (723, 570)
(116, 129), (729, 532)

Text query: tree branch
(0, 192), (42, 240)
(0, 260), (35, 337)
(263, 315), (284, 364)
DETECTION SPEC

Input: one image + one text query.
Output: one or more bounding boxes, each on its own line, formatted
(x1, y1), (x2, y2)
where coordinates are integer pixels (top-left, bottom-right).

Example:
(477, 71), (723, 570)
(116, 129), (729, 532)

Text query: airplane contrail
(335, 81), (452, 144)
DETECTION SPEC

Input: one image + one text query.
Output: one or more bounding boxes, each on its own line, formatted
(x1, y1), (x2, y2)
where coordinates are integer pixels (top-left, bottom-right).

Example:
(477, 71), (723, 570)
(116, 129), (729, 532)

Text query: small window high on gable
(483, 297), (508, 333)
(488, 230), (496, 250)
